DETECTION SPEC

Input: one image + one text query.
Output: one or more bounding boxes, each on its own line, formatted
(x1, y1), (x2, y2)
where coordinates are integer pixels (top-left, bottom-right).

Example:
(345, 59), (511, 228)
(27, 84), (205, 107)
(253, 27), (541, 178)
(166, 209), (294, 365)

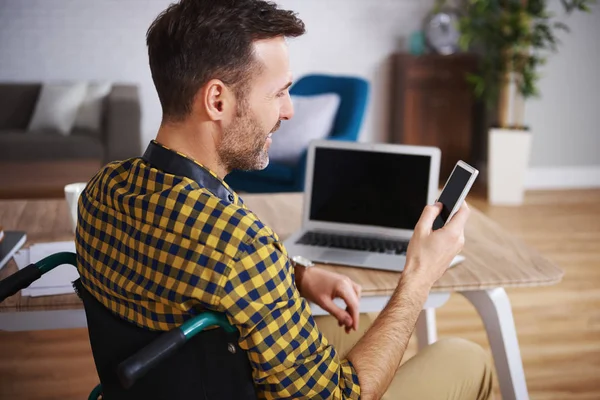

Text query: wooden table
(0, 194), (563, 400)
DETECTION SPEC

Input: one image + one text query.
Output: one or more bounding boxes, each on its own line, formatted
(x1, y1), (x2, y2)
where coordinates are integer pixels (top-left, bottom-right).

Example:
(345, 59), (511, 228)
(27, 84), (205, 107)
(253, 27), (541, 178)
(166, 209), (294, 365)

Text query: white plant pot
(488, 128), (532, 205)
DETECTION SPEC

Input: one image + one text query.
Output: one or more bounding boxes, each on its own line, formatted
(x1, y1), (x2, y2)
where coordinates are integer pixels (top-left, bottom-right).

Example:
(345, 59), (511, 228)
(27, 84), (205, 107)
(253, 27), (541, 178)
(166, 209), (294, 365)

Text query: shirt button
(227, 194), (234, 202)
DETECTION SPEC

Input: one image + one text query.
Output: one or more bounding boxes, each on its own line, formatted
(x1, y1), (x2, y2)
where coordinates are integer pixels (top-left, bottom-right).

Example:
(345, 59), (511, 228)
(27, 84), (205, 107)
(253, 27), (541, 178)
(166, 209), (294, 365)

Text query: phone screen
(433, 165), (474, 230)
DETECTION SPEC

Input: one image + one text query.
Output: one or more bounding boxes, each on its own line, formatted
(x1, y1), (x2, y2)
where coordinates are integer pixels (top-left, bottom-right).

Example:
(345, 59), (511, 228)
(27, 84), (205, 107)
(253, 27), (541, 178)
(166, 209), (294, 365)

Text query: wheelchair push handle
(117, 328), (186, 389)
(117, 311), (236, 389)
(0, 252), (77, 303)
(0, 265), (41, 302)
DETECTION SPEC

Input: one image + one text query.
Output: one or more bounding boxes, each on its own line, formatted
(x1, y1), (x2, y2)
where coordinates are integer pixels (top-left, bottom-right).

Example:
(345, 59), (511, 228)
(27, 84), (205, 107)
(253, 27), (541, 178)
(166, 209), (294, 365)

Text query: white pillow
(74, 82), (112, 131)
(269, 93), (341, 166)
(28, 82), (88, 136)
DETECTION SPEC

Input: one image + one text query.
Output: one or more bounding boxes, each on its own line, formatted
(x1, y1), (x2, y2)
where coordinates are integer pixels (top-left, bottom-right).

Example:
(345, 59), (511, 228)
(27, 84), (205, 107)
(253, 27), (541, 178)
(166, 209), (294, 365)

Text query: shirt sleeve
(219, 232), (361, 399)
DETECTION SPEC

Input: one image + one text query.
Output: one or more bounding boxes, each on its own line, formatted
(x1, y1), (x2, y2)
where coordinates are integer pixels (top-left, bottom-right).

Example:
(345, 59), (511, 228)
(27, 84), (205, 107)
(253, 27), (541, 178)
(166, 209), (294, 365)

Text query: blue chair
(225, 74), (369, 193)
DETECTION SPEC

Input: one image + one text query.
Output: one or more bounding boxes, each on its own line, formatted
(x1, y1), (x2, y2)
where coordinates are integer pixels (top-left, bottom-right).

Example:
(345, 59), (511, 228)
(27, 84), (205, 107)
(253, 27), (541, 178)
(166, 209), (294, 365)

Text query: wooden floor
(0, 189), (599, 399)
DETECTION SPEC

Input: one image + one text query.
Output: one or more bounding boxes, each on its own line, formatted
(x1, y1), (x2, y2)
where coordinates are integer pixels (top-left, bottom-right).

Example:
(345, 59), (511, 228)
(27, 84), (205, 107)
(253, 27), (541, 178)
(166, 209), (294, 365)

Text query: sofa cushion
(28, 82), (88, 136)
(268, 93), (340, 166)
(0, 130), (104, 161)
(74, 82), (112, 131)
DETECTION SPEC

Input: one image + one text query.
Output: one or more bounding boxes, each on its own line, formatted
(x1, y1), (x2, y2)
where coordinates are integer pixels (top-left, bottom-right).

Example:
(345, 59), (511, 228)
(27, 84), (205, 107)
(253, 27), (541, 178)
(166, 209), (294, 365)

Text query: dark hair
(147, 0), (305, 122)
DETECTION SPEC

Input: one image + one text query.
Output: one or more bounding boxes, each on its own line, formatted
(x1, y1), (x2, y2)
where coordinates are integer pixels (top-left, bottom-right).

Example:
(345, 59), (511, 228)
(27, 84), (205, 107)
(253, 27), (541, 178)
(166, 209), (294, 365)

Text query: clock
(423, 9), (461, 55)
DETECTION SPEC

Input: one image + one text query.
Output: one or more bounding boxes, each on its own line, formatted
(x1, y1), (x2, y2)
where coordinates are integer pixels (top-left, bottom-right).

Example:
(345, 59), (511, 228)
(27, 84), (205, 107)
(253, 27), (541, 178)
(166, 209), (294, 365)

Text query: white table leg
(416, 308), (437, 350)
(461, 288), (528, 400)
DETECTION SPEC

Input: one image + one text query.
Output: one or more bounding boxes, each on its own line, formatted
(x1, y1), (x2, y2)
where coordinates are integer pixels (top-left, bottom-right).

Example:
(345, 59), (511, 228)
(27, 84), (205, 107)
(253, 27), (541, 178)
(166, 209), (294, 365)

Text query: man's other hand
(297, 267), (362, 333)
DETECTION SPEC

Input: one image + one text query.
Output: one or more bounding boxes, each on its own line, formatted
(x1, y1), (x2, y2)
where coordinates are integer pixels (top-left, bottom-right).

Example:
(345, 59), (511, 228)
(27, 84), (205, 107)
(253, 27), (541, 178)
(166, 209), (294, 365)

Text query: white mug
(64, 182), (87, 234)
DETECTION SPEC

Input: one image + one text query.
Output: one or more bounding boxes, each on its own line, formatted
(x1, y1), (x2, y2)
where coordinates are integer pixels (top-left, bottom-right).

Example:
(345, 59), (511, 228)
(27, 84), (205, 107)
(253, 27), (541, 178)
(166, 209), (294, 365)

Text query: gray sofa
(0, 83), (142, 163)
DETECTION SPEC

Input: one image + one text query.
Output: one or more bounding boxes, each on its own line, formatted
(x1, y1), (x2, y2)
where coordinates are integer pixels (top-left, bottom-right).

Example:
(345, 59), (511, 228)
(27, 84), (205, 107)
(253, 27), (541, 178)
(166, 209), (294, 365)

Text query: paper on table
(12, 249), (30, 271)
(24, 286), (76, 297)
(14, 248), (75, 297)
(13, 241), (78, 297)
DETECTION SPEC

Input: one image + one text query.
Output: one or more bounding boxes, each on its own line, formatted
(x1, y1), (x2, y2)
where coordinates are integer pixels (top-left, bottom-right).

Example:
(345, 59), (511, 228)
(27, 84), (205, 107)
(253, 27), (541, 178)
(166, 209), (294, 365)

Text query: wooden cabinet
(390, 53), (481, 182)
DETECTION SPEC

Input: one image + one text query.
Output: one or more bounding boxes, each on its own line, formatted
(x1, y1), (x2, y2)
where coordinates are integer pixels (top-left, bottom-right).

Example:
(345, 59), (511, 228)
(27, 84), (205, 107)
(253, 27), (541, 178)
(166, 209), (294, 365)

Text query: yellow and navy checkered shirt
(76, 140), (360, 399)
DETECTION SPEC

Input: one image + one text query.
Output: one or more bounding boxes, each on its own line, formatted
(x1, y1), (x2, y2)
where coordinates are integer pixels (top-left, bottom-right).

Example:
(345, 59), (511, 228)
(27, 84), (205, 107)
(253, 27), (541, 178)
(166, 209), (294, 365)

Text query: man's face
(218, 37), (294, 172)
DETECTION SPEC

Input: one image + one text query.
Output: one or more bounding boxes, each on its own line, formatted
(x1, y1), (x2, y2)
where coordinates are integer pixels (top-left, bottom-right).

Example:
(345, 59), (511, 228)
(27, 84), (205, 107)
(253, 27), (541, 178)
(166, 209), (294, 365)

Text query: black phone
(433, 161), (479, 230)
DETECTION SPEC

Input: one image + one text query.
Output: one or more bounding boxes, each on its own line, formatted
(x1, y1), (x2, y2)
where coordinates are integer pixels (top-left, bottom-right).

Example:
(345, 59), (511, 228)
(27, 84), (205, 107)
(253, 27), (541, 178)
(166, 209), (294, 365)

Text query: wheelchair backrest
(74, 279), (257, 400)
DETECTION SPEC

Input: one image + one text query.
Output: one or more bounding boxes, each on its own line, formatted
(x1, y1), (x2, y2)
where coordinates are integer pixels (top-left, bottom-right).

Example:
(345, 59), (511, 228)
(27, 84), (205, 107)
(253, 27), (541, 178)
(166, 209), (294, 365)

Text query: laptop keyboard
(296, 231), (408, 255)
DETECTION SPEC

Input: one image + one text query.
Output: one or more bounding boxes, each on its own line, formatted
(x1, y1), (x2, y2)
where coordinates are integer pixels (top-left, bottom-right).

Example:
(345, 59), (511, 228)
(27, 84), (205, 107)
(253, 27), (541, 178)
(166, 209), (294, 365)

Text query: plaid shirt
(76, 140), (361, 399)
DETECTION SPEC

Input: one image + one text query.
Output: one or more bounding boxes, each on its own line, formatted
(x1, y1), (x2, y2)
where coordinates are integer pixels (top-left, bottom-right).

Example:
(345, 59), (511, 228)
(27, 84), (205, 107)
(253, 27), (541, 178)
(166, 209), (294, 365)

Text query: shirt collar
(142, 140), (241, 205)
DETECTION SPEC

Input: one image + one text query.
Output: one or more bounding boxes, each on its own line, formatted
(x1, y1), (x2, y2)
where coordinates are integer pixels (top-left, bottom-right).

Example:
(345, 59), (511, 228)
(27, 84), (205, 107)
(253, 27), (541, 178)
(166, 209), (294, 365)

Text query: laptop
(283, 140), (465, 272)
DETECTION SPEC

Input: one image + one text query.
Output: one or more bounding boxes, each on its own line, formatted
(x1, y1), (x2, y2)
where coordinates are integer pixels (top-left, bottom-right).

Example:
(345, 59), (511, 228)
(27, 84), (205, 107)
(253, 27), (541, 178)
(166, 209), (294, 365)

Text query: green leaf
(466, 73), (486, 98)
(448, 0), (593, 104)
(562, 0), (597, 14)
(560, 0), (572, 12)
(459, 34), (471, 51)
(528, 0), (546, 15)
(553, 22), (571, 33)
(433, 0), (447, 13)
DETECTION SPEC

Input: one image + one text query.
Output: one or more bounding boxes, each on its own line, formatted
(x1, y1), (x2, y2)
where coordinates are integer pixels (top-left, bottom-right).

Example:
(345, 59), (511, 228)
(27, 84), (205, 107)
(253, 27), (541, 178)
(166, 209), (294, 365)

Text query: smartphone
(433, 160), (479, 230)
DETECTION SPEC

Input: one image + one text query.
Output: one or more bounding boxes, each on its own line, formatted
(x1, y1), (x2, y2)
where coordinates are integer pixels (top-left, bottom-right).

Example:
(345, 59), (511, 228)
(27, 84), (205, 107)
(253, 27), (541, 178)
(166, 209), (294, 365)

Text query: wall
(1, 0), (598, 186)
(278, 0), (436, 144)
(0, 0), (170, 151)
(0, 0), (435, 148)
(525, 1), (600, 168)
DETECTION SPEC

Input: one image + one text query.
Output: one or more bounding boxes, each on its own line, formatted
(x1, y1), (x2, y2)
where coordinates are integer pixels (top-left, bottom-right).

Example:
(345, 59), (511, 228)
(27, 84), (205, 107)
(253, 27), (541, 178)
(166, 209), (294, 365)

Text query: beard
(218, 104), (281, 172)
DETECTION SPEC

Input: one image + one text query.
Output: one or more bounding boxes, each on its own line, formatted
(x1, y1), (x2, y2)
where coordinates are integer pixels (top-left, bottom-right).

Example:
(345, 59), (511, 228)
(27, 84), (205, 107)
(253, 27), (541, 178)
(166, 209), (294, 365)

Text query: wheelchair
(0, 252), (257, 399)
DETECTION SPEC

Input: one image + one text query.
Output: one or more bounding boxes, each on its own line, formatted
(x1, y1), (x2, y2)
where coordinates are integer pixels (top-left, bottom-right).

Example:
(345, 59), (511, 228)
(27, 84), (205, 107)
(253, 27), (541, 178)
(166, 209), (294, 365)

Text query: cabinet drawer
(395, 54), (478, 88)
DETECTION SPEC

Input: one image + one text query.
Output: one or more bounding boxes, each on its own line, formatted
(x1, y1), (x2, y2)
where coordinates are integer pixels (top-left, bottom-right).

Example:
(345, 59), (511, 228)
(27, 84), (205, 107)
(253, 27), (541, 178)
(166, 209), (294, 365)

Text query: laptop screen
(309, 147), (431, 230)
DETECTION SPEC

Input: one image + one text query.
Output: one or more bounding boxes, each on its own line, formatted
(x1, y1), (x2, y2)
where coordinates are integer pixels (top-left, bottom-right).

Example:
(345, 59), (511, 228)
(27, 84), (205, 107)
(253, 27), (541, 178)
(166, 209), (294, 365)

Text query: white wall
(524, 1), (600, 168)
(0, 0), (436, 148)
(0, 0), (170, 149)
(1, 0), (598, 176)
(279, 0), (436, 144)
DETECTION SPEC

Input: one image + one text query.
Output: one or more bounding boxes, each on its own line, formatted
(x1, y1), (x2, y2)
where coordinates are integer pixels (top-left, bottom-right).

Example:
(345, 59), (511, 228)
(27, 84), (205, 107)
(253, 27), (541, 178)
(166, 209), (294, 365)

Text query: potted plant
(454, 0), (594, 204)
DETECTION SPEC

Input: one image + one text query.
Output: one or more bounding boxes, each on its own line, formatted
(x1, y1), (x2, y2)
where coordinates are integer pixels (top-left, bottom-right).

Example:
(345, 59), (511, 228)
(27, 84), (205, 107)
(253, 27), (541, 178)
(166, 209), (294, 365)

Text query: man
(76, 0), (493, 398)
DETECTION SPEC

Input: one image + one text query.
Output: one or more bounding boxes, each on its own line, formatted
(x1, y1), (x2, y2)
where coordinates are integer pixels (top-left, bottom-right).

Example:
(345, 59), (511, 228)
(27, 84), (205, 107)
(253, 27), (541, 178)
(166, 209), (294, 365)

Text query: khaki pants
(315, 314), (494, 400)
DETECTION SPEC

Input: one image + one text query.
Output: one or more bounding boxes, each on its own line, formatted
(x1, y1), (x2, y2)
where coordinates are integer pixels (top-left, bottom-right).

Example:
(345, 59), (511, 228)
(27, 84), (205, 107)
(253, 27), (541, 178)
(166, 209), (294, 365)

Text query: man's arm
(219, 229), (360, 399)
(294, 263), (362, 334)
(346, 203), (471, 400)
(346, 269), (429, 399)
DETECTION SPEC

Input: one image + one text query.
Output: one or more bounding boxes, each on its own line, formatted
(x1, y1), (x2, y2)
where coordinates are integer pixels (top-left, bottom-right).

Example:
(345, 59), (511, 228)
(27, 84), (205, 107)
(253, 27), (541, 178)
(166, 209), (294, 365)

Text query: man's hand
(346, 202), (471, 399)
(403, 202), (471, 289)
(296, 266), (362, 333)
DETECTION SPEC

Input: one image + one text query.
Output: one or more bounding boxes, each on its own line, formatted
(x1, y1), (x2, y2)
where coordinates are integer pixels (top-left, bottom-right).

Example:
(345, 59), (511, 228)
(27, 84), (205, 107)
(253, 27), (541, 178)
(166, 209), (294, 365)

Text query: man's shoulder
(83, 158), (279, 256)
(85, 157), (144, 192)
(85, 157), (206, 200)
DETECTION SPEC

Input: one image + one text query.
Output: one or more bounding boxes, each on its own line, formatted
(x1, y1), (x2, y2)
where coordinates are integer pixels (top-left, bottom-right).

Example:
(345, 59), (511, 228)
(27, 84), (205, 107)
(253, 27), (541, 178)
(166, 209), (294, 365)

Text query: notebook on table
(0, 231), (27, 271)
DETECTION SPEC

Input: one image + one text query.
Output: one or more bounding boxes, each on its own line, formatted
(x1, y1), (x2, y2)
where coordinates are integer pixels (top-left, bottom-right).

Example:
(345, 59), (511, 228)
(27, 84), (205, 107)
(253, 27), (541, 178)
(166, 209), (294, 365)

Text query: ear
(199, 79), (235, 122)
